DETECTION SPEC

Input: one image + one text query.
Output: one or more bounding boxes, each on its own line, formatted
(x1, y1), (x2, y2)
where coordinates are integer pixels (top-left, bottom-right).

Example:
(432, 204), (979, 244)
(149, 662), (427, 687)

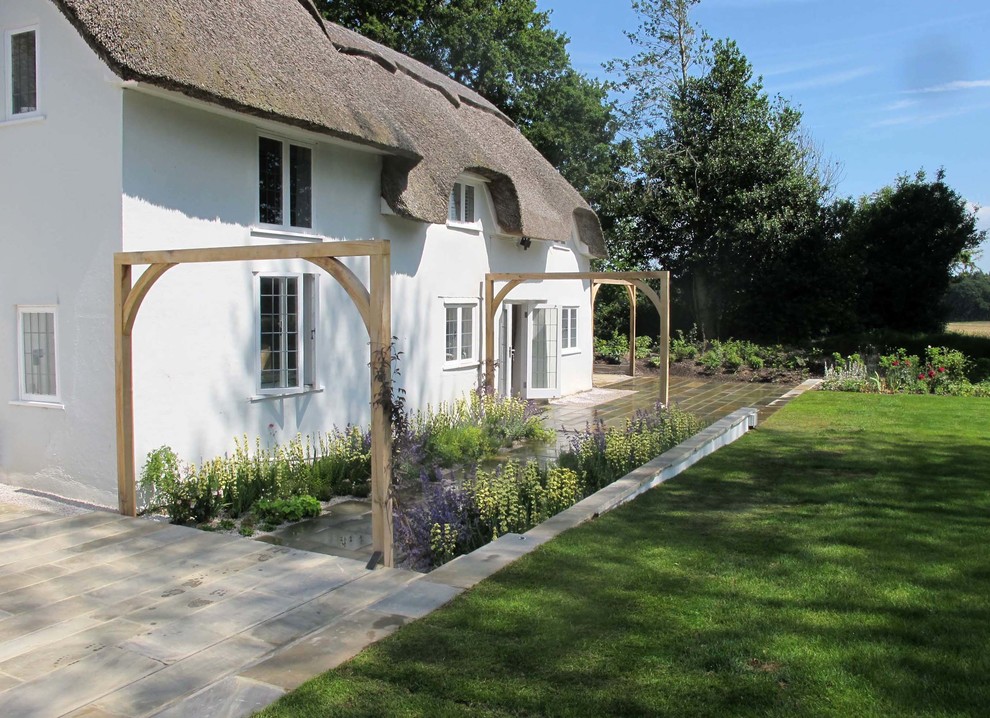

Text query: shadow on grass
(261, 394), (990, 718)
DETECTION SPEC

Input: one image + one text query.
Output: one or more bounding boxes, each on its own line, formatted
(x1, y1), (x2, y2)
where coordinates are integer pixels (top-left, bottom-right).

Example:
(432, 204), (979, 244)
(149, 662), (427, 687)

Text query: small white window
(258, 136), (312, 229)
(444, 303), (476, 367)
(258, 274), (317, 392)
(17, 306), (59, 403)
(448, 182), (478, 225)
(561, 306), (579, 352)
(5, 27), (39, 119)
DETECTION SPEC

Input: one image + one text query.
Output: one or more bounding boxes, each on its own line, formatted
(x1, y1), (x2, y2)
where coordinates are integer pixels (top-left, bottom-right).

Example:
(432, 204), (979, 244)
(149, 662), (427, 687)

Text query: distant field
(948, 321), (990, 337)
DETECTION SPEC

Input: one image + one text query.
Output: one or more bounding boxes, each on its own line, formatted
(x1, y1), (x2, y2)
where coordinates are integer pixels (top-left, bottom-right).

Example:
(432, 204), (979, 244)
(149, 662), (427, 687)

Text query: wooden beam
(626, 284), (637, 377)
(659, 273), (670, 405)
(368, 249), (394, 567)
(630, 278), (669, 404)
(115, 240), (388, 266)
(487, 271), (666, 282)
(114, 262), (137, 517)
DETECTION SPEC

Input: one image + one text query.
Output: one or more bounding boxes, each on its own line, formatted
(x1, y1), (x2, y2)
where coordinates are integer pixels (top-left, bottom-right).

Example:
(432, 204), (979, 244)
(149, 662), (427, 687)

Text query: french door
(527, 305), (560, 399)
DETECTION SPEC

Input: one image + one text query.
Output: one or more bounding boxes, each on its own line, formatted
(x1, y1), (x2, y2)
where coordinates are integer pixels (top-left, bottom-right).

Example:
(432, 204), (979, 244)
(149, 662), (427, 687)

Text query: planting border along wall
(419, 407), (760, 590)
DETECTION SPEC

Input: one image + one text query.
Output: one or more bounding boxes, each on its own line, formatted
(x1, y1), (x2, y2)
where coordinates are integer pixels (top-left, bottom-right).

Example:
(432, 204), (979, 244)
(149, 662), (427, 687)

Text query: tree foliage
(315, 0), (618, 200)
(620, 40), (829, 338)
(943, 272), (990, 322)
(843, 170), (985, 332)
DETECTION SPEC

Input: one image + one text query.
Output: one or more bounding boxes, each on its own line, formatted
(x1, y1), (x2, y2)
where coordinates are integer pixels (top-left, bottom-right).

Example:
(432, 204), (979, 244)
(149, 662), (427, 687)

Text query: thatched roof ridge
(52, 0), (606, 256)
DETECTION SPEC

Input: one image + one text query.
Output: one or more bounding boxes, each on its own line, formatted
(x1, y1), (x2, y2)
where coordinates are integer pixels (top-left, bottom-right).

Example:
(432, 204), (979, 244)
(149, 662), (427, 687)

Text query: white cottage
(0, 0), (610, 508)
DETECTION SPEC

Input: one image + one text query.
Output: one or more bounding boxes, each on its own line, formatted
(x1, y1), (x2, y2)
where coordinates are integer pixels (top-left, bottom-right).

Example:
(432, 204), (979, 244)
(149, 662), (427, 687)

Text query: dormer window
(448, 182), (477, 225)
(5, 27), (38, 119)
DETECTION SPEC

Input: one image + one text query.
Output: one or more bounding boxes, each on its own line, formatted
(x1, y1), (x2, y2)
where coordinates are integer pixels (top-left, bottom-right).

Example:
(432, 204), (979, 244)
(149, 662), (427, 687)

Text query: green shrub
(253, 495), (321, 525)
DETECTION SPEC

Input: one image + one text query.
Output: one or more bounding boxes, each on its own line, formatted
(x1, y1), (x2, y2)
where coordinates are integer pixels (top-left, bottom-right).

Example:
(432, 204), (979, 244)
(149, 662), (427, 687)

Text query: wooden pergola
(483, 271), (670, 405)
(114, 241), (395, 566)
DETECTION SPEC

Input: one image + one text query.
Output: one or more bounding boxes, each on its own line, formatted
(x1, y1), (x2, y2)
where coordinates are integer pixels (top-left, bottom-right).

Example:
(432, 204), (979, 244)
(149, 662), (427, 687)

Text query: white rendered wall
(123, 91), (592, 475)
(0, 0), (123, 506)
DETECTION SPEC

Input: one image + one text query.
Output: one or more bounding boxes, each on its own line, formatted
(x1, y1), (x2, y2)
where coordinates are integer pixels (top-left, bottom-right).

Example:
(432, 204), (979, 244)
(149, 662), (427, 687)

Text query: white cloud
(881, 99), (918, 113)
(775, 65), (878, 92)
(908, 79), (990, 94)
(869, 101), (990, 129)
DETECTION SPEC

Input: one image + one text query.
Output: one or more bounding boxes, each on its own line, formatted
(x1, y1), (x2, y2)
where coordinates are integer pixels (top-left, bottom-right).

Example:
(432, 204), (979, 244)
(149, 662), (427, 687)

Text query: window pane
(11, 31), (37, 115)
(445, 307), (458, 361)
(21, 310), (56, 397)
(448, 183), (462, 222)
(260, 277), (301, 389)
(259, 138), (283, 225)
(464, 184), (475, 223)
(289, 145), (312, 228)
(259, 277), (280, 388)
(460, 308), (473, 360)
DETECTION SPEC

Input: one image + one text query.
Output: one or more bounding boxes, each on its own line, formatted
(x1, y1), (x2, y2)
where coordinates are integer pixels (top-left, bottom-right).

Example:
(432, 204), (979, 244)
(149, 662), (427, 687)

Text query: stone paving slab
(0, 508), (454, 717)
(239, 608), (411, 691)
(150, 676), (286, 718)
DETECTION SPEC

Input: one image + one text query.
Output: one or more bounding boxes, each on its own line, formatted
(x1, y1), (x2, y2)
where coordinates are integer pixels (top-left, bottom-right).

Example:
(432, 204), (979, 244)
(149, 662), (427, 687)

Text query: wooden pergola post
(114, 241), (395, 565)
(485, 271), (670, 406)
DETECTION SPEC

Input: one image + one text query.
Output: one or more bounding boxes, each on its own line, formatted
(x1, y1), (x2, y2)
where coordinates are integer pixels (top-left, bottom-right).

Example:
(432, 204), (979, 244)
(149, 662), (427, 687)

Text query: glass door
(527, 305), (560, 399)
(498, 305), (514, 396)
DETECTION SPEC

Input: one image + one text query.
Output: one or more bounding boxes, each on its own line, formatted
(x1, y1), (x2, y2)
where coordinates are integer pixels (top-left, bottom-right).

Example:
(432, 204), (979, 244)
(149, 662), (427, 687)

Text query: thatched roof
(52, 0), (606, 256)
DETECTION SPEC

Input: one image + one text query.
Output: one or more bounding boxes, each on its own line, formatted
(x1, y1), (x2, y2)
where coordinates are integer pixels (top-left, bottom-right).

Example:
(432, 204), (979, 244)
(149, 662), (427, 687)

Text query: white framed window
(16, 305), (59, 403)
(4, 26), (40, 120)
(444, 302), (477, 368)
(258, 135), (313, 229)
(257, 274), (318, 393)
(448, 181), (479, 225)
(561, 306), (579, 353)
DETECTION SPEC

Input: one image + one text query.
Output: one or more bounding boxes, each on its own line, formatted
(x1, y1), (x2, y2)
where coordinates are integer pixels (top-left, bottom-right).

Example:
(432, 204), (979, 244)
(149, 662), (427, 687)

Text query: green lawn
(259, 393), (990, 718)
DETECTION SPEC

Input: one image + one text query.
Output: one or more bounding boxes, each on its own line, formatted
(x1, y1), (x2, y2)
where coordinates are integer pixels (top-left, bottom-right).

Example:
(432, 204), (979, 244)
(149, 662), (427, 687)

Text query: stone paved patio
(0, 506), (463, 717)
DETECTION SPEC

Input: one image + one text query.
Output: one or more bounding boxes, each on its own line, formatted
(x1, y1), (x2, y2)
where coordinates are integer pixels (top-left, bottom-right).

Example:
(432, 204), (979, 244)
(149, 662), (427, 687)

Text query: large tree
(844, 169), (985, 332)
(315, 0), (618, 201)
(622, 40), (829, 338)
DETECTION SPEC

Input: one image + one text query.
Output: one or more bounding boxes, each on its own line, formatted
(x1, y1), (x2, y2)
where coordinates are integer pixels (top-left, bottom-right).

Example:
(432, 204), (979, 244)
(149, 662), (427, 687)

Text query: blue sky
(537, 0), (990, 271)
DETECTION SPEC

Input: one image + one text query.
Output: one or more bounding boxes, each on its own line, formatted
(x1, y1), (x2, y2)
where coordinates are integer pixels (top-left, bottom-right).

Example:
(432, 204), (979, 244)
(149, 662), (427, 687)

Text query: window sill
(248, 386), (324, 403)
(9, 399), (65, 410)
(446, 221), (482, 235)
(443, 360), (480, 371)
(0, 113), (46, 129)
(250, 227), (324, 242)
(562, 347), (581, 356)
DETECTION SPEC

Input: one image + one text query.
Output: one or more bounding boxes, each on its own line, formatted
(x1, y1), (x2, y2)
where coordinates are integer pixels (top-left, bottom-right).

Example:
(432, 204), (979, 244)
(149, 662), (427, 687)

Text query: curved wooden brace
(306, 256), (372, 336)
(590, 280), (602, 308)
(122, 263), (175, 334)
(492, 279), (524, 313)
(630, 280), (663, 318)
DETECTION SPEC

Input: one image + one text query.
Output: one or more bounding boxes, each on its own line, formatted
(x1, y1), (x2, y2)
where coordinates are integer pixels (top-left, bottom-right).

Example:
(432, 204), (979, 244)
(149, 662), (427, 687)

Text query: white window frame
(3, 25), (41, 123)
(254, 273), (319, 397)
(561, 305), (580, 354)
(443, 300), (478, 369)
(447, 181), (481, 228)
(256, 134), (314, 231)
(15, 305), (60, 405)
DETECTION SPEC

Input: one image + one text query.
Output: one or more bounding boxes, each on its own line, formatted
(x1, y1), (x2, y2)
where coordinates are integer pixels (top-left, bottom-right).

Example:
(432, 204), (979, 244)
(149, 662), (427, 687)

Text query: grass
(258, 393), (990, 718)
(948, 321), (990, 338)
